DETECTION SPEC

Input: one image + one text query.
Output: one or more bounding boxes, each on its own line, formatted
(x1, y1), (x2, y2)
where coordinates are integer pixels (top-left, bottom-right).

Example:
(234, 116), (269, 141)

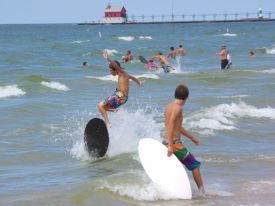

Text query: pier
(78, 11), (275, 25)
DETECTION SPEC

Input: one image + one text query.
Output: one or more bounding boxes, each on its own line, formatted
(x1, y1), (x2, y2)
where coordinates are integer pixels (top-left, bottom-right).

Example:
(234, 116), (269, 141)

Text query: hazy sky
(1, 0), (274, 24)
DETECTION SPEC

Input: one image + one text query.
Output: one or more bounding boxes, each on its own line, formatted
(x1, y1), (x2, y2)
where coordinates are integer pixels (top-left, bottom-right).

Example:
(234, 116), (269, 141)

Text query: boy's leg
(192, 167), (205, 193)
(98, 102), (111, 128)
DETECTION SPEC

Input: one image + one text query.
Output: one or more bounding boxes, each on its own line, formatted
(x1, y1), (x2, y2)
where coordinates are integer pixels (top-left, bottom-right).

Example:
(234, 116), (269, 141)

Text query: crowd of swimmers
(83, 44), (257, 71)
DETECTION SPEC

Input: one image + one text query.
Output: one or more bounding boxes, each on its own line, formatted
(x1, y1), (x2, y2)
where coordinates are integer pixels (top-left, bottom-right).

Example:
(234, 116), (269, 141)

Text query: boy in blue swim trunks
(98, 51), (143, 128)
(164, 84), (205, 193)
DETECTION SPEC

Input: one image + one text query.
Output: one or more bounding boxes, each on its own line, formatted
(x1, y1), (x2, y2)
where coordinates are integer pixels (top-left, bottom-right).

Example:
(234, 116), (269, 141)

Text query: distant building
(101, 3), (127, 24)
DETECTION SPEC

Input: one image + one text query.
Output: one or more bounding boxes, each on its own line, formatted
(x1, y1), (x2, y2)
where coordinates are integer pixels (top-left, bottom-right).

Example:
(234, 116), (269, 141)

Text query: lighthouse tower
(101, 3), (127, 24)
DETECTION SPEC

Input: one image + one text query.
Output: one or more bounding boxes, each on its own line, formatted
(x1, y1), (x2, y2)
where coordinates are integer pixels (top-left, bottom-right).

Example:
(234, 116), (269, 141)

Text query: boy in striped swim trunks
(164, 84), (205, 194)
(98, 51), (143, 128)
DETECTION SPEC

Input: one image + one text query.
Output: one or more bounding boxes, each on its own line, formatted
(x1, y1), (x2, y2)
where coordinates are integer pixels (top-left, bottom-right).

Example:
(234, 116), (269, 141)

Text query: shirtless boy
(98, 51), (143, 127)
(164, 84), (205, 193)
(218, 45), (229, 69)
(167, 46), (177, 59)
(122, 50), (133, 63)
(177, 45), (186, 56)
(152, 52), (173, 73)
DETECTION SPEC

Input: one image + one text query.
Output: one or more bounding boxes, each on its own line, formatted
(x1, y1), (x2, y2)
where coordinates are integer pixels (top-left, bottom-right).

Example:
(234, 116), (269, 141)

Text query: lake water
(0, 21), (275, 206)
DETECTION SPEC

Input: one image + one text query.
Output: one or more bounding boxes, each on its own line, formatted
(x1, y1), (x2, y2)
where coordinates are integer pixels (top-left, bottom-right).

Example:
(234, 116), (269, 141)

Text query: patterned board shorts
(163, 139), (201, 171)
(104, 89), (128, 109)
(162, 64), (171, 73)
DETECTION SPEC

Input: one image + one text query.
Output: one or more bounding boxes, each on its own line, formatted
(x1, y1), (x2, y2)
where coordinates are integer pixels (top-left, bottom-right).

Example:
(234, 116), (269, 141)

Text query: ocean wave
(256, 46), (275, 54)
(186, 101), (275, 135)
(71, 40), (90, 44)
(139, 36), (152, 40)
(63, 108), (161, 161)
(98, 171), (189, 201)
(216, 33), (237, 37)
(266, 47), (275, 54)
(118, 36), (135, 41)
(259, 68), (275, 74)
(86, 75), (118, 82)
(41, 81), (70, 91)
(135, 74), (160, 79)
(104, 49), (119, 55)
(0, 85), (26, 99)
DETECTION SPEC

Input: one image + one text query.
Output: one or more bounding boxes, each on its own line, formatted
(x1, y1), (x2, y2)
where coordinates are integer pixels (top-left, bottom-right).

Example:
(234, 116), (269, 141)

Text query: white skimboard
(138, 138), (192, 199)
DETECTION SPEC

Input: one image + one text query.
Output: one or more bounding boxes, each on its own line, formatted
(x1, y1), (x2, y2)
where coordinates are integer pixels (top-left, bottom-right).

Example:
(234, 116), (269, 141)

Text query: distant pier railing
(80, 11), (275, 25)
(126, 12), (275, 23)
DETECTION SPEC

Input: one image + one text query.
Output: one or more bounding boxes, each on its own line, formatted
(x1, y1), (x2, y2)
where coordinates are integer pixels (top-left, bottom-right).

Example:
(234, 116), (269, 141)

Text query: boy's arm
(180, 127), (200, 145)
(103, 51), (123, 72)
(129, 75), (144, 86)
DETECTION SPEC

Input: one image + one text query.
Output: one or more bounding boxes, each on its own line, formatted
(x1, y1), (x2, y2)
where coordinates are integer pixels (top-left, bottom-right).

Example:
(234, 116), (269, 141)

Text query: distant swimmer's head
(82, 61), (88, 67)
(179, 45), (183, 48)
(170, 46), (174, 50)
(175, 84), (189, 101)
(158, 52), (163, 55)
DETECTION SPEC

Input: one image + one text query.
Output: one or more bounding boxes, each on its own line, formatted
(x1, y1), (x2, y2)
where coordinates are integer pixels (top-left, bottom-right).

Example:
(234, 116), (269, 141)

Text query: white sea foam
(99, 179), (184, 201)
(104, 49), (119, 55)
(118, 36), (135, 41)
(139, 36), (152, 40)
(266, 47), (275, 54)
(71, 40), (90, 44)
(86, 75), (118, 82)
(218, 94), (249, 99)
(186, 101), (275, 135)
(41, 81), (70, 91)
(66, 108), (161, 161)
(216, 33), (237, 37)
(135, 73), (160, 79)
(0, 85), (26, 99)
(259, 68), (275, 74)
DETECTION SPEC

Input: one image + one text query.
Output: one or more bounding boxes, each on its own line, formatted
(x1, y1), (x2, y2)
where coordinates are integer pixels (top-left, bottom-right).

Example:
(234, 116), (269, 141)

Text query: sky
(0, 0), (275, 24)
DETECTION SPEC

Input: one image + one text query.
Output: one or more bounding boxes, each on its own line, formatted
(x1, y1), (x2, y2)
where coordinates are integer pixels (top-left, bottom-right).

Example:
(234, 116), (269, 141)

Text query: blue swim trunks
(163, 139), (201, 171)
(104, 89), (128, 109)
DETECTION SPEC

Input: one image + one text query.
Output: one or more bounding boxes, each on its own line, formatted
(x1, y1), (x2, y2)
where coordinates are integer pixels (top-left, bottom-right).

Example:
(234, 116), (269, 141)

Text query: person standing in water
(217, 45), (229, 70)
(122, 50), (133, 63)
(163, 84), (205, 193)
(177, 45), (186, 56)
(167, 46), (177, 59)
(98, 51), (143, 128)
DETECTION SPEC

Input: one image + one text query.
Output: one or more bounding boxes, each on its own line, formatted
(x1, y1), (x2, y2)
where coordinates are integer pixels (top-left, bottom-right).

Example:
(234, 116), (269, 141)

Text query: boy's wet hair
(175, 84), (189, 100)
(109, 60), (121, 70)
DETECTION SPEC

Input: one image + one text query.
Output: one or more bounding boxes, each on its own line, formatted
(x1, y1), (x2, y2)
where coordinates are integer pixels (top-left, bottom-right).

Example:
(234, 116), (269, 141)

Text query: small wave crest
(104, 49), (119, 56)
(71, 40), (90, 44)
(186, 101), (275, 135)
(0, 84), (26, 99)
(266, 47), (275, 54)
(139, 36), (152, 40)
(215, 33), (237, 37)
(86, 75), (118, 82)
(118, 36), (135, 41)
(41, 81), (70, 91)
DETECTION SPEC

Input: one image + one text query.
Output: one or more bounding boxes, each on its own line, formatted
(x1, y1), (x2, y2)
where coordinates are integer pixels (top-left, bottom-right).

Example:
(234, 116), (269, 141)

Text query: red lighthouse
(101, 3), (127, 24)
